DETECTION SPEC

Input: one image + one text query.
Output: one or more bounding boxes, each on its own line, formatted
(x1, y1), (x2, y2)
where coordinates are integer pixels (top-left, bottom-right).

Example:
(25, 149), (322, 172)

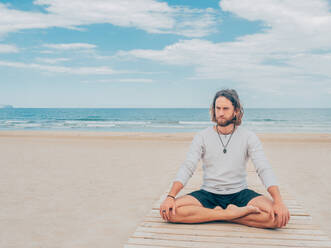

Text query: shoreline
(1, 130), (331, 142)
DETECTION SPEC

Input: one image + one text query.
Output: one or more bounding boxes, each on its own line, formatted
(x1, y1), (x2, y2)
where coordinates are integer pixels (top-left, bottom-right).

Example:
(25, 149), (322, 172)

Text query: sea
(0, 108), (330, 133)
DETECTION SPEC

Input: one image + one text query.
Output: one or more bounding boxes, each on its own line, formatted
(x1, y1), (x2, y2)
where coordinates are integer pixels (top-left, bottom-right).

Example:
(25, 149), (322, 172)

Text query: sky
(0, 0), (331, 108)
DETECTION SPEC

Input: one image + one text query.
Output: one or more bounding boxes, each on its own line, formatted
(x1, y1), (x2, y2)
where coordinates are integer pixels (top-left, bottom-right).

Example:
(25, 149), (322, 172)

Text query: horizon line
(1, 106), (331, 109)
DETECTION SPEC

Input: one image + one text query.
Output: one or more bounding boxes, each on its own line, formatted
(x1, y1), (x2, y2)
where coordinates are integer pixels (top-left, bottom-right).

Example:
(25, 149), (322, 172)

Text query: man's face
(214, 96), (236, 127)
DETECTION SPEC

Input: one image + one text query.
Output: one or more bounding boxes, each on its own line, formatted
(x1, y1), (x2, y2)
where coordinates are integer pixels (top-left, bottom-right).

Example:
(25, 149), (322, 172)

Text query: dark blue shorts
(188, 188), (261, 209)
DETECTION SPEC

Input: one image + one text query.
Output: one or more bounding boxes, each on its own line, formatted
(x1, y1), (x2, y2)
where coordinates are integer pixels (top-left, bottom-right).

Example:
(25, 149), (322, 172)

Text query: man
(160, 89), (290, 228)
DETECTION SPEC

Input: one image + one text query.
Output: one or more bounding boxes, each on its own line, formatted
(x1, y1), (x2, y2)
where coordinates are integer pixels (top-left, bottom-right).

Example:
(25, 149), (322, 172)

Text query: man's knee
(167, 206), (186, 223)
(248, 196), (279, 228)
(168, 205), (199, 223)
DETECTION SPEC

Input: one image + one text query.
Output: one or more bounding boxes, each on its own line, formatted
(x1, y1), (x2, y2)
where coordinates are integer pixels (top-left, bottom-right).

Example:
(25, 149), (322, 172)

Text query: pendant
(223, 148), (227, 153)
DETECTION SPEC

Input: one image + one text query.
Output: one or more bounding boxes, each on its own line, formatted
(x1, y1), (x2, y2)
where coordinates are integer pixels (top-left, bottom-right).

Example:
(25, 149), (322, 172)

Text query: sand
(0, 131), (330, 247)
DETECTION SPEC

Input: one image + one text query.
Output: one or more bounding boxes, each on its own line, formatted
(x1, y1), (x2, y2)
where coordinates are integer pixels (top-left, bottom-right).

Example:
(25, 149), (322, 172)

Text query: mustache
(216, 115), (236, 127)
(217, 116), (236, 121)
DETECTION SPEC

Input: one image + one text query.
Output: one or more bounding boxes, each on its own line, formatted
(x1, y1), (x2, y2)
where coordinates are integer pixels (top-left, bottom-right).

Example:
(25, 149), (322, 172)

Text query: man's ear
(234, 109), (239, 118)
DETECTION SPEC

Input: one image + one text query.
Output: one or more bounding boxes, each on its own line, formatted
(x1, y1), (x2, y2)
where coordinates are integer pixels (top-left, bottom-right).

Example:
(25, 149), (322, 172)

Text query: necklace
(216, 124), (236, 154)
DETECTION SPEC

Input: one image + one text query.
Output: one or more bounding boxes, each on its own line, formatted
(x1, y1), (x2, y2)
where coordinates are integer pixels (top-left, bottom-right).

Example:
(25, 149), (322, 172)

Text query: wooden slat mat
(125, 163), (331, 247)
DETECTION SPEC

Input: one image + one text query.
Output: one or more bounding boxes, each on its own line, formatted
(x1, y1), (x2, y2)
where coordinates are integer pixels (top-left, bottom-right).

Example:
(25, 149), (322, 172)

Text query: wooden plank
(139, 221), (326, 235)
(128, 237), (304, 248)
(135, 226), (330, 241)
(124, 244), (171, 248)
(141, 218), (322, 230)
(130, 232), (331, 247)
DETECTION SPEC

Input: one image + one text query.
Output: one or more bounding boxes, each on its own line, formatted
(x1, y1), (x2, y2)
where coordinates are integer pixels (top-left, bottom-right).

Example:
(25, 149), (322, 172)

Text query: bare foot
(224, 204), (261, 220)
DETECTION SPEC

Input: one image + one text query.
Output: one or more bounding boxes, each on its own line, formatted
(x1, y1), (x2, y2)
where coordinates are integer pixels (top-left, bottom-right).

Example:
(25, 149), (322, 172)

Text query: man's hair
(210, 89), (244, 126)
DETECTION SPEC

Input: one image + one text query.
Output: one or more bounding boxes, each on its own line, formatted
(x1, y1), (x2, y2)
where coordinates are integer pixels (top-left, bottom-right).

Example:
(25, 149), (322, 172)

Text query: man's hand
(160, 197), (176, 222)
(272, 201), (290, 228)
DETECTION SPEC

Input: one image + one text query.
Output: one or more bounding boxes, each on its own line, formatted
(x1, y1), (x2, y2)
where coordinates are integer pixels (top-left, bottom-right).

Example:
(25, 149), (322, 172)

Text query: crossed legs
(167, 194), (278, 228)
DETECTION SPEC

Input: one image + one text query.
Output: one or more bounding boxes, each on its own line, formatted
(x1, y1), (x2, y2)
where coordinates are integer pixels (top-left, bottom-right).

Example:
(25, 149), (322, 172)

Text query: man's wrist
(167, 194), (176, 199)
(267, 185), (283, 204)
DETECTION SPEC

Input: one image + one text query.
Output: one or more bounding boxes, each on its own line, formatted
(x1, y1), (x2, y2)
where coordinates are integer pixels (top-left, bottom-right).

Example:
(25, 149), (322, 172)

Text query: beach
(1, 131), (331, 247)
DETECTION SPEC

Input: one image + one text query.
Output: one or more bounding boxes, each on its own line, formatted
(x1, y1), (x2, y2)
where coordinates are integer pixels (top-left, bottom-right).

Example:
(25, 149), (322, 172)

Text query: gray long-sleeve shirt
(174, 126), (278, 194)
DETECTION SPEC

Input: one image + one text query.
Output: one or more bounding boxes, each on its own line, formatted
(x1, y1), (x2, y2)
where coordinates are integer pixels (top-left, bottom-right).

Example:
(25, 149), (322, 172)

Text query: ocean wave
(179, 121), (212, 125)
(58, 118), (110, 121)
(15, 123), (42, 127)
(112, 121), (152, 125)
(145, 124), (187, 128)
(63, 120), (151, 125)
(76, 118), (111, 121)
(85, 123), (116, 128)
(249, 118), (287, 122)
(4, 120), (30, 124)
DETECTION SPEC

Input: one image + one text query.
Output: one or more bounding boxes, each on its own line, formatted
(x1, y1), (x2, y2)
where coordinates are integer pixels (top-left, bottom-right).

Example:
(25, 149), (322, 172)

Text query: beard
(216, 113), (236, 127)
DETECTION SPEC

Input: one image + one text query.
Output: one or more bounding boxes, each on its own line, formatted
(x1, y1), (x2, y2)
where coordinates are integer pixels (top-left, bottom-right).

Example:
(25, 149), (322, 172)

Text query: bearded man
(160, 89), (290, 228)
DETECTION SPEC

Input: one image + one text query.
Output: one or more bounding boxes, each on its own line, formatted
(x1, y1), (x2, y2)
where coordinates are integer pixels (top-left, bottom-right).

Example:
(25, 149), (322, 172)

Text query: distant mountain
(0, 105), (14, 109)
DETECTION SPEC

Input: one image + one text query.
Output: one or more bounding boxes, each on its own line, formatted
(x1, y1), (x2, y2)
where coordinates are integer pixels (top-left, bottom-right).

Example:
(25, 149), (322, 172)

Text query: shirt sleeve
(248, 132), (278, 189)
(173, 132), (204, 187)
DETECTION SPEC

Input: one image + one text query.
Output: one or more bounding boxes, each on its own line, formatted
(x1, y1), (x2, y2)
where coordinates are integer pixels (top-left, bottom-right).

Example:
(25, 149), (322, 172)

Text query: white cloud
(220, 0), (331, 52)
(0, 60), (118, 75)
(36, 57), (70, 64)
(43, 43), (96, 50)
(119, 0), (331, 89)
(82, 78), (154, 83)
(115, 78), (154, 83)
(0, 44), (19, 53)
(0, 1), (219, 37)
